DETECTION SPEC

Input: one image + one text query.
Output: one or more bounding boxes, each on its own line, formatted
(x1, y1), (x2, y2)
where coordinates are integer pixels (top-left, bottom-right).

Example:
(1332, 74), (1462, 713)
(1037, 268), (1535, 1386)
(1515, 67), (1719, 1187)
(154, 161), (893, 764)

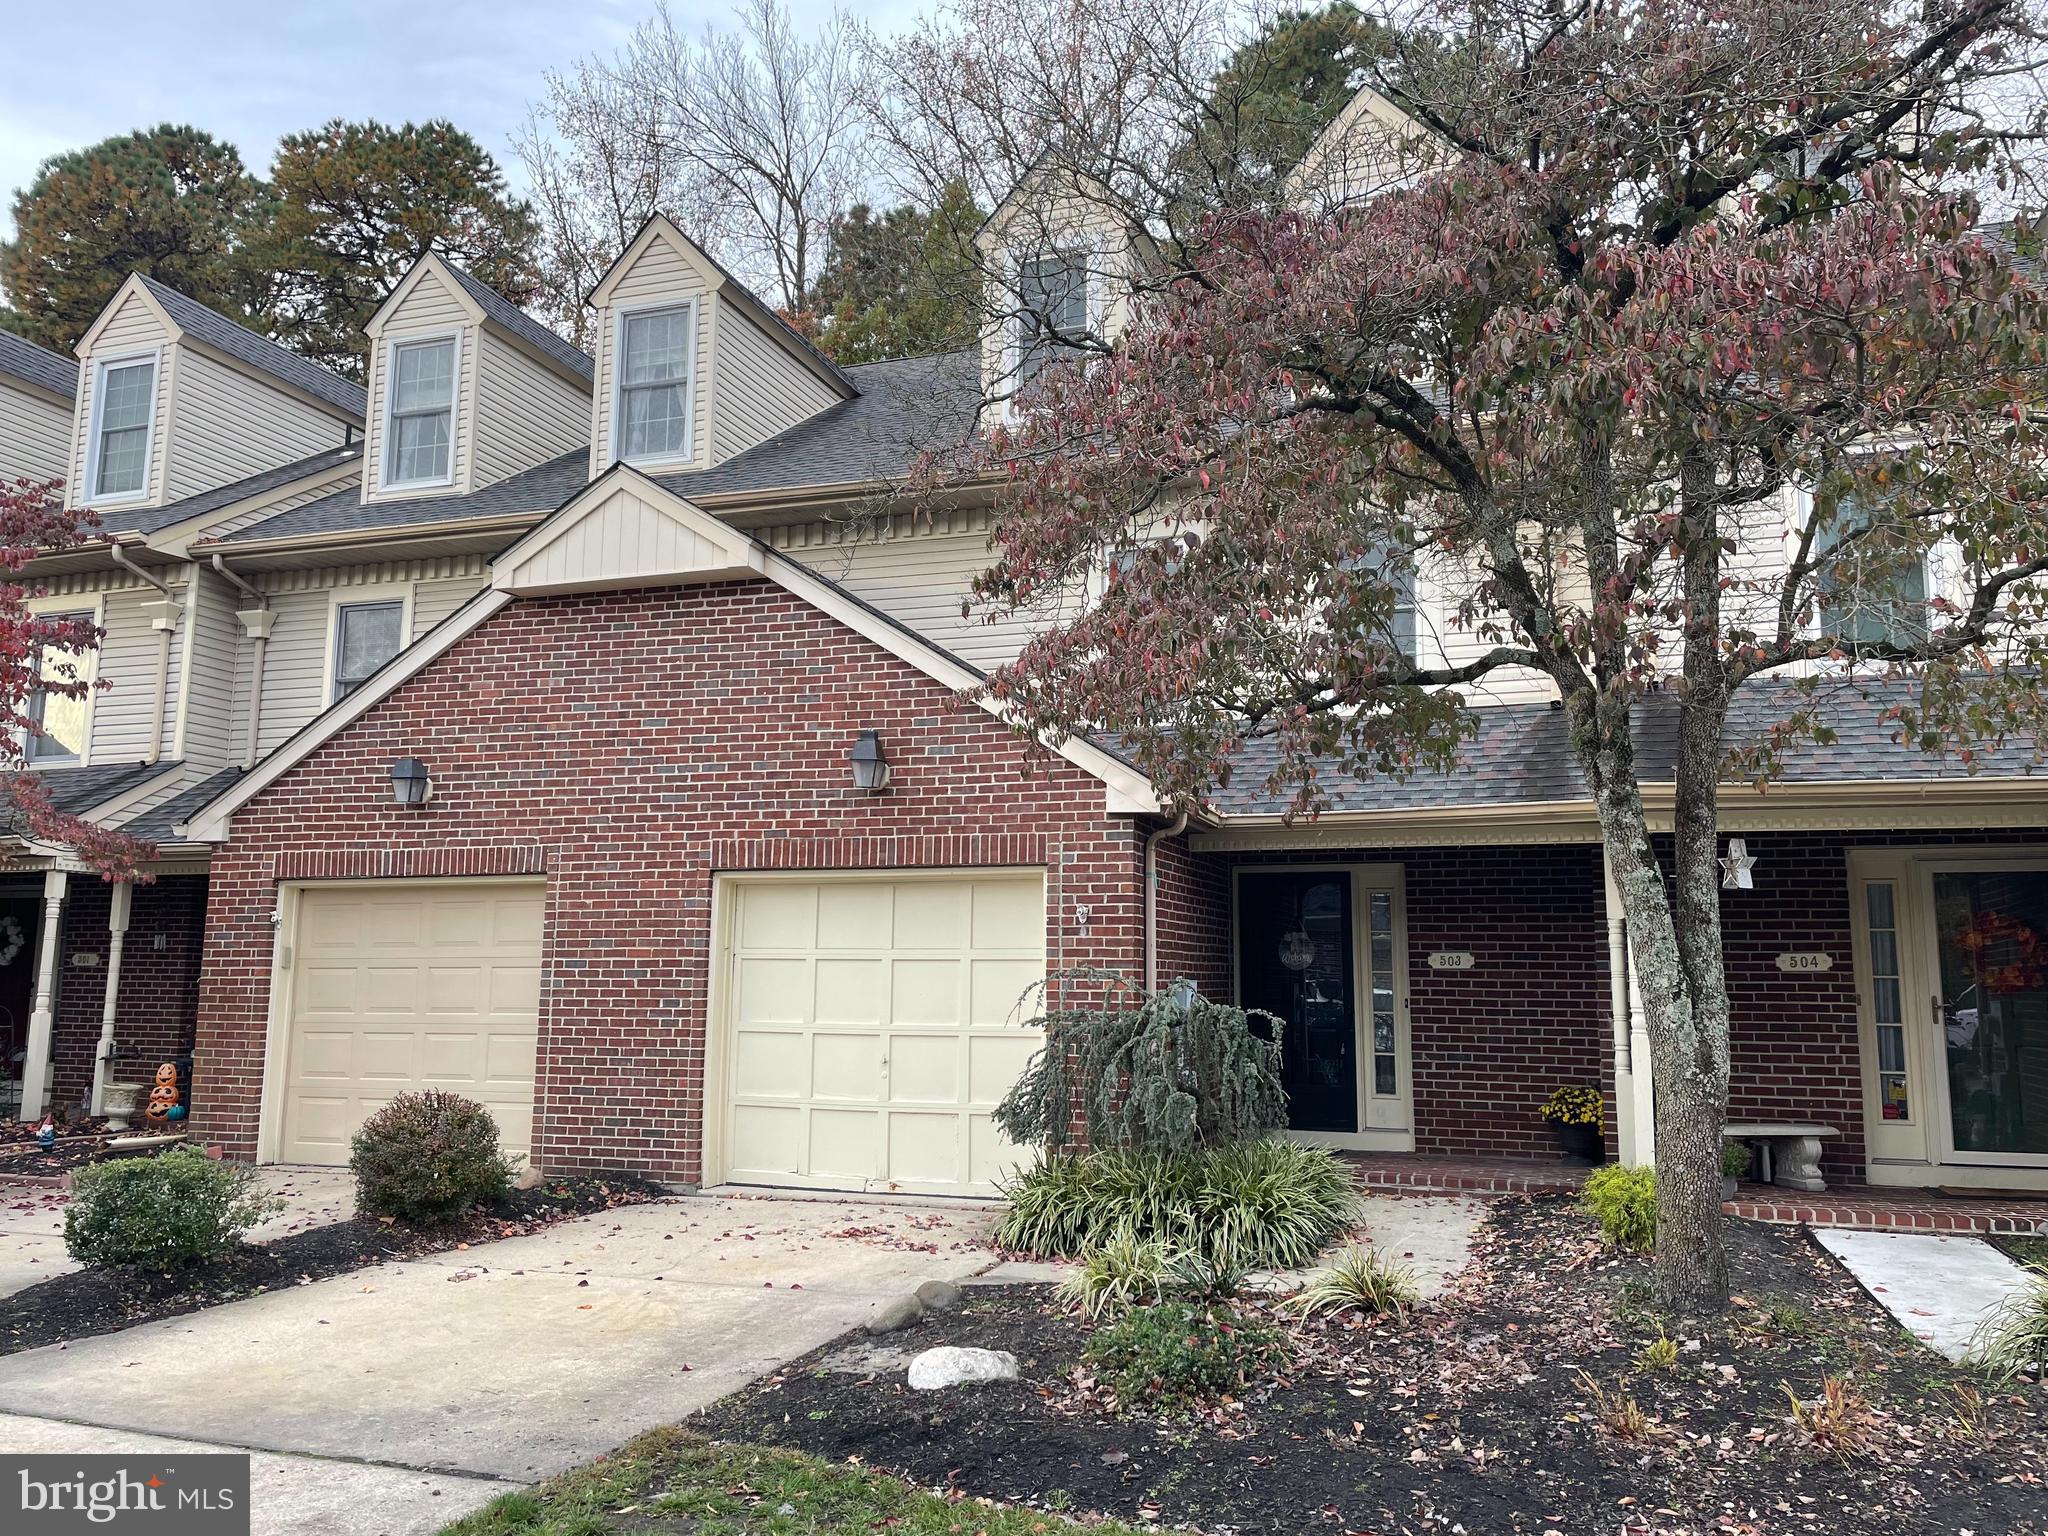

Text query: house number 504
(1774, 952), (1833, 973)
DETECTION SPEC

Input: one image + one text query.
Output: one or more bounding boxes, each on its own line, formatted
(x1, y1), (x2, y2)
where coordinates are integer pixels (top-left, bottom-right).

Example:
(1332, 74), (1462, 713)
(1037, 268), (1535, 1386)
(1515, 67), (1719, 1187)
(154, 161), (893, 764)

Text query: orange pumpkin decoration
(144, 1060), (181, 1125)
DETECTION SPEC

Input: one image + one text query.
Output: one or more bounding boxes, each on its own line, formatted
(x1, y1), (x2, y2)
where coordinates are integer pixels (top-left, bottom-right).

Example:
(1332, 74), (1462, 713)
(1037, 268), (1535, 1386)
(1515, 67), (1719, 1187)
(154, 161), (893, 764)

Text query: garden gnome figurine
(35, 1114), (54, 1151)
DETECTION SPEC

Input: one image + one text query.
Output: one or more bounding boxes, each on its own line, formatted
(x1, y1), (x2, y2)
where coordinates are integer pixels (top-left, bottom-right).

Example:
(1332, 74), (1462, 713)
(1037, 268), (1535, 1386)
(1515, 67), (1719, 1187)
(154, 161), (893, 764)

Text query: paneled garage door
(721, 872), (1045, 1195)
(277, 882), (545, 1166)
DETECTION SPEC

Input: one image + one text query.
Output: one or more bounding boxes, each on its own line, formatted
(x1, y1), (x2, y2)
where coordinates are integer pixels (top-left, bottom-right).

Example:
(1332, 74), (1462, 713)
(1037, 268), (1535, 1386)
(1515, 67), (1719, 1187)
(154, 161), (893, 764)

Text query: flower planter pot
(1721, 1176), (1739, 1200)
(1554, 1121), (1606, 1165)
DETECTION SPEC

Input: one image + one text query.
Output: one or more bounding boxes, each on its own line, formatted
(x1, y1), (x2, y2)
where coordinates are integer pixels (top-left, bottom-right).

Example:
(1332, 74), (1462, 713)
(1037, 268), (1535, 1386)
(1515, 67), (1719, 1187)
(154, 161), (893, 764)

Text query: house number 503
(1774, 952), (1833, 973)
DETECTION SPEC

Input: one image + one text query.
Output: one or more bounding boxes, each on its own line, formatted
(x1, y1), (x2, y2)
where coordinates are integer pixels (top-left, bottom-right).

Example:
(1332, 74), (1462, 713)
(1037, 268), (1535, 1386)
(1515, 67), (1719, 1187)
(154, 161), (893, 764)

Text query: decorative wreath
(0, 915), (23, 969)
(1953, 909), (2048, 994)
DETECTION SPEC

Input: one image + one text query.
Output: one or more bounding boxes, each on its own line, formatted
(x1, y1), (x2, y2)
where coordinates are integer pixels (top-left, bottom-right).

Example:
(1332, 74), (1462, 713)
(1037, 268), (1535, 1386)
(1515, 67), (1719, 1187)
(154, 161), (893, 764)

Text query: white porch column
(88, 880), (133, 1116)
(1603, 851), (1657, 1167)
(18, 869), (69, 1122)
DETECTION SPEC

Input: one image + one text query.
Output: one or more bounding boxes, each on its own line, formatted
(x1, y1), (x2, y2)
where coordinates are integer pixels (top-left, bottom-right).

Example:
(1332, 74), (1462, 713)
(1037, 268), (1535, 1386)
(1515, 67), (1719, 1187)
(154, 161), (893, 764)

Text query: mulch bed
(0, 1119), (121, 1177)
(1, 1173), (662, 1358)
(701, 1196), (2048, 1536)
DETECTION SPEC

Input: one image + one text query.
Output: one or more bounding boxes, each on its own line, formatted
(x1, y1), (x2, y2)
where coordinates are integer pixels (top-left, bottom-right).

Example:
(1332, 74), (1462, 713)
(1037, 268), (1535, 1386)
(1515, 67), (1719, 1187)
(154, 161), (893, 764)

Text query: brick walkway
(1343, 1152), (2048, 1235)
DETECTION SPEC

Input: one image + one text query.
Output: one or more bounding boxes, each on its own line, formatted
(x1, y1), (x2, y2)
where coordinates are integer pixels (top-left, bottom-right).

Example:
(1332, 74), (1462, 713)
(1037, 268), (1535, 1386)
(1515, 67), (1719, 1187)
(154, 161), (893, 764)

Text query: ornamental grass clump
(997, 1140), (1357, 1272)
(1969, 1272), (2048, 1383)
(1291, 1245), (1422, 1320)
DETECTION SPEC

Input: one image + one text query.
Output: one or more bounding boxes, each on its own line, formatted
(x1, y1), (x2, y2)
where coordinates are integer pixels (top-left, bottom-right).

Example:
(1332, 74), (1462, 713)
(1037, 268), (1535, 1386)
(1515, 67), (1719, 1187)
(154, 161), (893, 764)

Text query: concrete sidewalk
(0, 1192), (997, 1533)
(1817, 1227), (2034, 1362)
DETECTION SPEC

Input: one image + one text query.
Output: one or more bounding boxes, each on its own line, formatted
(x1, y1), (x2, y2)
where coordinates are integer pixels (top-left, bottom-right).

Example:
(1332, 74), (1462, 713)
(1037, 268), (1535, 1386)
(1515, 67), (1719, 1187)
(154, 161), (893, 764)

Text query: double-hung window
(26, 610), (93, 763)
(385, 338), (456, 487)
(88, 358), (157, 501)
(617, 305), (693, 463)
(332, 600), (406, 700)
(1814, 473), (1929, 649)
(1014, 253), (1090, 388)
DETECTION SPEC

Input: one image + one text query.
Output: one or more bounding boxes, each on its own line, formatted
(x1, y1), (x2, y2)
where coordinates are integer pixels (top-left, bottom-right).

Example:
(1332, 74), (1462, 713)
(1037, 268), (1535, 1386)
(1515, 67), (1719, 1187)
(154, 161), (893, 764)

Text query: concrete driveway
(0, 1191), (996, 1534)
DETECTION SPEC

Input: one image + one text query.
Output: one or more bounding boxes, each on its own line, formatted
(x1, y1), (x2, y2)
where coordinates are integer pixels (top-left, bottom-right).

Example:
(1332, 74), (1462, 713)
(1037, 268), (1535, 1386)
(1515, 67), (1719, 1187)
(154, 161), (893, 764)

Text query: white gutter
(108, 543), (177, 763)
(1142, 809), (1189, 992)
(211, 555), (271, 770)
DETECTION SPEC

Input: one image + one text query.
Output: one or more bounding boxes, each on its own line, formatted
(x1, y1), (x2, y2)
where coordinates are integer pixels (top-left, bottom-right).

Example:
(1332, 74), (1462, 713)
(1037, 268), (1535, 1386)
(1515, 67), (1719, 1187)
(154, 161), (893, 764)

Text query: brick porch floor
(1344, 1153), (2048, 1235)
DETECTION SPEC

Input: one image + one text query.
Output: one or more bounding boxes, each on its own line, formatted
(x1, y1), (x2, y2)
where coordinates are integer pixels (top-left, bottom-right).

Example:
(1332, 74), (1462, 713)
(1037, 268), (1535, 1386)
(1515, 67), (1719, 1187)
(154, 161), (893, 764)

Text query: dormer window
(1015, 253), (1090, 387)
(615, 303), (694, 464)
(87, 355), (158, 502)
(384, 337), (457, 488)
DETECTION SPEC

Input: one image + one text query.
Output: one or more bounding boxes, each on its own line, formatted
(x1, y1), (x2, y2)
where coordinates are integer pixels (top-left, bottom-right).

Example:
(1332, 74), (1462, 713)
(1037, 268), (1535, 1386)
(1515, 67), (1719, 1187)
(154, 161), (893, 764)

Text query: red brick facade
(191, 578), (1151, 1183)
(50, 874), (207, 1112)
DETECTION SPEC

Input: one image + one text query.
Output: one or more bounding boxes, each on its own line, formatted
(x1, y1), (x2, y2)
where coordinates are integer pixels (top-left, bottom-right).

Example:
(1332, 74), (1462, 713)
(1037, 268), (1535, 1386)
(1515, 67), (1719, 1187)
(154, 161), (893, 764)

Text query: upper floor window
(385, 338), (456, 487)
(26, 611), (92, 763)
(1014, 253), (1090, 387)
(88, 357), (157, 502)
(1814, 481), (1928, 650)
(616, 305), (693, 463)
(333, 600), (405, 700)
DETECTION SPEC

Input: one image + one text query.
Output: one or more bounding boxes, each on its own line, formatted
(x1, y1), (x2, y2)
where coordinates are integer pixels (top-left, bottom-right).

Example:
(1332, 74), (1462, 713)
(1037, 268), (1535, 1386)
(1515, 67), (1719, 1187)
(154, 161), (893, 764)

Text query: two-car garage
(266, 871), (1045, 1195)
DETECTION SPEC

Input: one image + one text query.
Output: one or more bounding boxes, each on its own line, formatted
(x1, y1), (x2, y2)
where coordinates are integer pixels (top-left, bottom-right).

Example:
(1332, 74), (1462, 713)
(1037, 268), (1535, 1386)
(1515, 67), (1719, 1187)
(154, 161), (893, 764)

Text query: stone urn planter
(101, 1082), (145, 1132)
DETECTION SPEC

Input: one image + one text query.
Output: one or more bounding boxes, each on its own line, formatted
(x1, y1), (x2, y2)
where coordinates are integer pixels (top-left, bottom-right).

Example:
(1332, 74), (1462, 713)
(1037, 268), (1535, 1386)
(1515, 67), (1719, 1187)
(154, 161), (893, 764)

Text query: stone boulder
(906, 1345), (1020, 1391)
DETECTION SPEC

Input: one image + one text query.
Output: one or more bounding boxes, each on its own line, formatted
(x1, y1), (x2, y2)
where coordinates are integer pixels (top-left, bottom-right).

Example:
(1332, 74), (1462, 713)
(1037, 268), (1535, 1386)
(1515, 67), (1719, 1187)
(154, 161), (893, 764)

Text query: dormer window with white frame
(614, 302), (695, 466)
(383, 336), (458, 489)
(1013, 252), (1092, 388)
(86, 353), (159, 504)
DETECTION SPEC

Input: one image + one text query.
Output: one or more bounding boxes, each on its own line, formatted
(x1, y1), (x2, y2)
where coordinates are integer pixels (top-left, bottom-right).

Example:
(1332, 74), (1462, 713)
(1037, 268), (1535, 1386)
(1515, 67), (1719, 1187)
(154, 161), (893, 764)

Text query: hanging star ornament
(1720, 838), (1756, 890)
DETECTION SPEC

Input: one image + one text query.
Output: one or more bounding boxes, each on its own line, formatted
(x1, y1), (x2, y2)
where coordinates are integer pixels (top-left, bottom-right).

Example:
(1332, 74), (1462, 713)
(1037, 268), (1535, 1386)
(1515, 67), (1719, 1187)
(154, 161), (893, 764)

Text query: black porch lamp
(390, 756), (433, 807)
(850, 731), (890, 792)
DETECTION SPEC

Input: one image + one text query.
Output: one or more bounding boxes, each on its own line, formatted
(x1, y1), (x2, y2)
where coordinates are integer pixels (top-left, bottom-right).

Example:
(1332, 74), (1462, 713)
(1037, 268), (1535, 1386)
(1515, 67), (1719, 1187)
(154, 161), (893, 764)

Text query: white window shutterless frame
(612, 301), (695, 467)
(23, 603), (98, 764)
(382, 335), (458, 489)
(326, 585), (414, 704)
(85, 352), (160, 504)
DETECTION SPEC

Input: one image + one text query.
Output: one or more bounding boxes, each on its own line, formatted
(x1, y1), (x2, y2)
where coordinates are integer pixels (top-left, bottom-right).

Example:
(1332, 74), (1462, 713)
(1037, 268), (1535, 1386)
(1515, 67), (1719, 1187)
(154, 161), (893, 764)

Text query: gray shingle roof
(3, 760), (179, 836)
(120, 764), (244, 843)
(137, 275), (367, 420)
(0, 329), (77, 399)
(438, 261), (593, 383)
(1211, 682), (2048, 816)
(107, 442), (363, 537)
(213, 348), (983, 546)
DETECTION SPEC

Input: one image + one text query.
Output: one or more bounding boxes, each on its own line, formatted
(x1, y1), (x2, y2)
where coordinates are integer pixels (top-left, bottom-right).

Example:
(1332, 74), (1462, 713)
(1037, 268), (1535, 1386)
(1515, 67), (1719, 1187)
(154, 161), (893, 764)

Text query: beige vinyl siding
(239, 556), (491, 755)
(68, 291), (173, 508)
(767, 512), (1053, 671)
(0, 382), (73, 483)
(174, 565), (245, 767)
(92, 582), (183, 763)
(162, 345), (350, 503)
(364, 268), (474, 502)
(708, 301), (838, 463)
(471, 329), (589, 487)
(589, 236), (712, 475)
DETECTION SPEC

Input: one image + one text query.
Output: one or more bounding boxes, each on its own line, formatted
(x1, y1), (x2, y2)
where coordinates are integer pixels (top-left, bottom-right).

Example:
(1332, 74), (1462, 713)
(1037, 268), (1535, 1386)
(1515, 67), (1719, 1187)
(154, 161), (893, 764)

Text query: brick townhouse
(3, 83), (2044, 1197)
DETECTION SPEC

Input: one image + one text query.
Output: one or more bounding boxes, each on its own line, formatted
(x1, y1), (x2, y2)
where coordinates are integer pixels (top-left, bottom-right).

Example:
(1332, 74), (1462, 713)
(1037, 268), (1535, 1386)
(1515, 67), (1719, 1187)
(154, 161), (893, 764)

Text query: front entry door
(1235, 867), (1411, 1148)
(1931, 867), (2048, 1165)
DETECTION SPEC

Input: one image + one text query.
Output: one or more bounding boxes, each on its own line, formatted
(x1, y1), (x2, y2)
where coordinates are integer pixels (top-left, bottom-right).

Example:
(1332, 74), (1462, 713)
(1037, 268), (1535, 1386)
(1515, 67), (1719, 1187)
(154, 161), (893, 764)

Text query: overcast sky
(0, 0), (923, 237)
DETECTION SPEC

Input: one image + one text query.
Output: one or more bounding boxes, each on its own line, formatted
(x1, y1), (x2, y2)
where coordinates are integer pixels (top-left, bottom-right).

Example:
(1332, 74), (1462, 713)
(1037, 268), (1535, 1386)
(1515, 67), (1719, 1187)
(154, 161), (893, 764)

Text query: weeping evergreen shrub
(992, 969), (1286, 1155)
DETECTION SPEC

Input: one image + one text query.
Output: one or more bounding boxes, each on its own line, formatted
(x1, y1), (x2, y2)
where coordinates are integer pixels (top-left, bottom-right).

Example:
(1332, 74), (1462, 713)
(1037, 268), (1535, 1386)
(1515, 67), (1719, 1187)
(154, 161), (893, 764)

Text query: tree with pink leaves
(925, 0), (2048, 1309)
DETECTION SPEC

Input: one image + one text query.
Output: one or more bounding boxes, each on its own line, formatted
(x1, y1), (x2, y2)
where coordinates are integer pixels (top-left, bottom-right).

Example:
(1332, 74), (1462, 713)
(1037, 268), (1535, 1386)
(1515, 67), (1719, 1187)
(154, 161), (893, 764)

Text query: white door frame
(255, 875), (547, 1165)
(701, 865), (1047, 1192)
(1230, 862), (1413, 1153)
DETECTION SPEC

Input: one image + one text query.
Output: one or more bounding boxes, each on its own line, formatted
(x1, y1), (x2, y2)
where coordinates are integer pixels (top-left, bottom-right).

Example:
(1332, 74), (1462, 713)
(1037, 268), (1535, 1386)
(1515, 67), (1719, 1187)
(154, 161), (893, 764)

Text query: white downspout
(88, 880), (132, 1116)
(1142, 810), (1189, 993)
(109, 543), (178, 764)
(212, 556), (270, 769)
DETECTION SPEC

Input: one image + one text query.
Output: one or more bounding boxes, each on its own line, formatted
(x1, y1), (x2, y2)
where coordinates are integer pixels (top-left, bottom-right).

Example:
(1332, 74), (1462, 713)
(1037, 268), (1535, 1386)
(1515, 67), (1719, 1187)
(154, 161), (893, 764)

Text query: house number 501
(1774, 952), (1833, 973)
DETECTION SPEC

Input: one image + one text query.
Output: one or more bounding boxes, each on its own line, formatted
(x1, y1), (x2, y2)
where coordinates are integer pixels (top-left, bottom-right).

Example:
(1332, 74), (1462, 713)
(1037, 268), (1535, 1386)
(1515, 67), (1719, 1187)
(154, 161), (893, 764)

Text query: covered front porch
(1158, 728), (2048, 1196)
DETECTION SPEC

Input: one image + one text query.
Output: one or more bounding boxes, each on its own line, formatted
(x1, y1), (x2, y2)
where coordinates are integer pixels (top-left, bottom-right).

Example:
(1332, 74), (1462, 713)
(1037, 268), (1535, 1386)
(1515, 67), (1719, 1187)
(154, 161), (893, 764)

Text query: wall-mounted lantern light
(850, 731), (890, 792)
(390, 757), (433, 807)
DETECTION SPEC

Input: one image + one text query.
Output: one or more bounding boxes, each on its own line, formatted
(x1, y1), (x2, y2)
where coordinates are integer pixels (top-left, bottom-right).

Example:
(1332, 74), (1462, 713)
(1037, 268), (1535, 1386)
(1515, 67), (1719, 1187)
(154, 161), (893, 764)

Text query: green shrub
(1290, 1245), (1421, 1319)
(64, 1148), (278, 1271)
(1721, 1142), (1753, 1179)
(1583, 1164), (1657, 1251)
(1082, 1300), (1288, 1407)
(997, 1140), (1357, 1271)
(1058, 1230), (1171, 1318)
(994, 970), (1285, 1156)
(350, 1090), (513, 1224)
(1969, 1273), (2048, 1382)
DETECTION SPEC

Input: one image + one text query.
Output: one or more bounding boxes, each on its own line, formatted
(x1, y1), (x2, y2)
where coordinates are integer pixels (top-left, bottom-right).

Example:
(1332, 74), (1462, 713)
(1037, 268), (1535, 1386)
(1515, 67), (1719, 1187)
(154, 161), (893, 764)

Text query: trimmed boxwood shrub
(996, 1140), (1358, 1271)
(350, 1090), (513, 1224)
(64, 1148), (278, 1271)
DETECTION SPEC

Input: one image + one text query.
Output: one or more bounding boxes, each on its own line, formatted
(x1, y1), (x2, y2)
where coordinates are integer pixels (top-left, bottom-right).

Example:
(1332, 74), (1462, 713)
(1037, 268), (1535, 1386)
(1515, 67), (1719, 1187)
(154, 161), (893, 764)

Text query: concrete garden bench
(1723, 1123), (1839, 1193)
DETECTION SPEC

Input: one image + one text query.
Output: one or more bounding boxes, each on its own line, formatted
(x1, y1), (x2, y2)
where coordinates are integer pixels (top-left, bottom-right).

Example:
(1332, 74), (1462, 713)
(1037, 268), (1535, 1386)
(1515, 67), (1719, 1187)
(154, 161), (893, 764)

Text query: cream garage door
(723, 872), (1045, 1195)
(278, 882), (545, 1166)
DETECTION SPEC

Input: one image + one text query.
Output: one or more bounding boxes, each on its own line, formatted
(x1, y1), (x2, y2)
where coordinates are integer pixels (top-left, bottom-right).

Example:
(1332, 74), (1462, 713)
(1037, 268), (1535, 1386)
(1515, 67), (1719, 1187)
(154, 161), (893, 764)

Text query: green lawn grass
(441, 1428), (1144, 1536)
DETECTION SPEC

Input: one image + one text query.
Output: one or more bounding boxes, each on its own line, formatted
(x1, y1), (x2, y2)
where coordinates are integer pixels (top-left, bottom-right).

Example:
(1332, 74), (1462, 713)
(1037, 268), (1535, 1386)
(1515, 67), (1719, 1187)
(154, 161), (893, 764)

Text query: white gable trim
(588, 214), (726, 310)
(365, 254), (488, 338)
(184, 465), (1156, 840)
(74, 275), (181, 357)
(493, 467), (764, 594)
(1284, 82), (1440, 201)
